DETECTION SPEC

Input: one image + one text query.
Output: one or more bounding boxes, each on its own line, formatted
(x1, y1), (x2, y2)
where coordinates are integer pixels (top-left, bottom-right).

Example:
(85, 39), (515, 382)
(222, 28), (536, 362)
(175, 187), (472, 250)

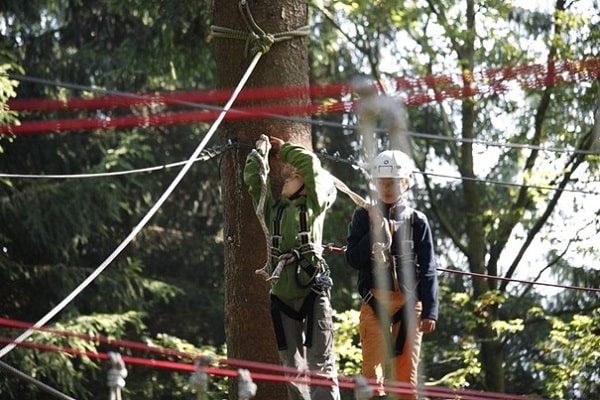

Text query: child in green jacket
(244, 135), (340, 400)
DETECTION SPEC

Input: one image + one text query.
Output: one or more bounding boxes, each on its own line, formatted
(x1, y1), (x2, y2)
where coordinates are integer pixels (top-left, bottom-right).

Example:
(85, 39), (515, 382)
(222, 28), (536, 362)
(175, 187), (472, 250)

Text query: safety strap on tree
(211, 0), (310, 58)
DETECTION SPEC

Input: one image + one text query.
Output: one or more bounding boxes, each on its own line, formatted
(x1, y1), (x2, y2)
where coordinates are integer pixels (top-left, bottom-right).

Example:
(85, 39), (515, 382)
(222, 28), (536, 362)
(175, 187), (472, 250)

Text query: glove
(255, 134), (271, 156)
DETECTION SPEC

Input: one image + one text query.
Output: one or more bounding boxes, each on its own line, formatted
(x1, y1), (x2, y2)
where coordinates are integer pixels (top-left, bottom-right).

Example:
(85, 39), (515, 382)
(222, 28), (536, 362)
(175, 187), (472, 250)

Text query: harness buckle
(362, 290), (374, 304)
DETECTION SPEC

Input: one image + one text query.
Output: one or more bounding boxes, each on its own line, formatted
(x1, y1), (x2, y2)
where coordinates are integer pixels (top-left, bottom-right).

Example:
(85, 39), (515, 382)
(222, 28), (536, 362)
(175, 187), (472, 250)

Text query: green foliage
(0, 58), (21, 153)
(421, 282), (485, 389)
(334, 309), (362, 376)
(536, 312), (600, 399)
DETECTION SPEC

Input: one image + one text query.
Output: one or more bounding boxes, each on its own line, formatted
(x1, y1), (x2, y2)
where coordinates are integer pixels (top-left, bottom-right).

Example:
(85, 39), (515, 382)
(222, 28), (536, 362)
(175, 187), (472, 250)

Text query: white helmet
(370, 150), (413, 181)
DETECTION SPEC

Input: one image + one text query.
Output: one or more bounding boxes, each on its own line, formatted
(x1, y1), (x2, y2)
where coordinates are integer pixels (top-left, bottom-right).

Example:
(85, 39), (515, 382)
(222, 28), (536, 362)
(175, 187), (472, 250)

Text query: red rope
(6, 83), (349, 112)
(0, 334), (547, 399)
(0, 101), (346, 135)
(0, 316), (553, 399)
(4, 58), (599, 135)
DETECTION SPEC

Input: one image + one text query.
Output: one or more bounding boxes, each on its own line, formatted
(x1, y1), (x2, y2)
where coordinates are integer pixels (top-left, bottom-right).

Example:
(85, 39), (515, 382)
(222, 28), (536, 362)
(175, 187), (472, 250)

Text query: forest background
(1, 1), (599, 399)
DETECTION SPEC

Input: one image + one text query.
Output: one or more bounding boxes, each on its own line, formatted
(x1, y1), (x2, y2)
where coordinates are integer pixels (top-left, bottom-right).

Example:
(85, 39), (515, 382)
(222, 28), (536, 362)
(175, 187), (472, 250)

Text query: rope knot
(211, 0), (309, 58)
(251, 33), (275, 56)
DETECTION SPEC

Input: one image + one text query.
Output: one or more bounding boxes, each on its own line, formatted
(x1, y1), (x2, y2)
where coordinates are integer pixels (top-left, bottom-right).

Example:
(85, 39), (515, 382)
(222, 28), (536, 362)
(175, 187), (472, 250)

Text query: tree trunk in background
(214, 1), (310, 399)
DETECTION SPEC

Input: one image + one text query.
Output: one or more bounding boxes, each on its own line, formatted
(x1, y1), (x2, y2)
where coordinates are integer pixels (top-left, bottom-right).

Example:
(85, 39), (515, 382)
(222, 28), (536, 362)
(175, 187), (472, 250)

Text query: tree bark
(214, 1), (310, 399)
(459, 0), (505, 393)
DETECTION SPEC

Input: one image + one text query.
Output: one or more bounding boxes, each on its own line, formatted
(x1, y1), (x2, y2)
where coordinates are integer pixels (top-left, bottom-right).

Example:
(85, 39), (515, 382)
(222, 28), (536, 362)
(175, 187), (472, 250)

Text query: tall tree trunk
(460, 0), (505, 393)
(214, 1), (310, 399)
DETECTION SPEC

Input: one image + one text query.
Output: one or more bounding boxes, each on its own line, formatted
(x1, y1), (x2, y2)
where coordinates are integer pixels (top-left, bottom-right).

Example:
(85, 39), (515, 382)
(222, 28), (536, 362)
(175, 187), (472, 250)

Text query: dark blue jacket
(345, 200), (439, 321)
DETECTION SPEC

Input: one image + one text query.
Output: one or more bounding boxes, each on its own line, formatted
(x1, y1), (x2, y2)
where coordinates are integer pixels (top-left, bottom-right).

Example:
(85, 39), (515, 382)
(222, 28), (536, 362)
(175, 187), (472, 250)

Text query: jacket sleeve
(279, 142), (336, 210)
(345, 207), (372, 271)
(243, 149), (271, 210)
(414, 210), (439, 321)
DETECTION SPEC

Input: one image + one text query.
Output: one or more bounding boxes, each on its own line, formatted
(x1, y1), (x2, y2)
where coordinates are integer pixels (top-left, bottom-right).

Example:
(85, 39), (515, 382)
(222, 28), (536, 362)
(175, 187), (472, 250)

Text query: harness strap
(270, 292), (319, 350)
(298, 203), (310, 245)
(271, 205), (285, 250)
(271, 203), (311, 250)
(362, 290), (407, 356)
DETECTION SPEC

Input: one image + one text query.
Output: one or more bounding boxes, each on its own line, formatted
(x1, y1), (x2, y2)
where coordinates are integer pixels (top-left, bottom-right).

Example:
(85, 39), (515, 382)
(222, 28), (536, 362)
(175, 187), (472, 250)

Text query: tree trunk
(214, 1), (310, 399)
(460, 0), (505, 393)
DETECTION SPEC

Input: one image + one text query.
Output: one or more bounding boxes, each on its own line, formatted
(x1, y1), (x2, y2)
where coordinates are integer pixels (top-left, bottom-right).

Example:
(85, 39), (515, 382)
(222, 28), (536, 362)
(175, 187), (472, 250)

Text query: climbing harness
(364, 206), (417, 356)
(211, 0), (310, 58)
(268, 201), (334, 350)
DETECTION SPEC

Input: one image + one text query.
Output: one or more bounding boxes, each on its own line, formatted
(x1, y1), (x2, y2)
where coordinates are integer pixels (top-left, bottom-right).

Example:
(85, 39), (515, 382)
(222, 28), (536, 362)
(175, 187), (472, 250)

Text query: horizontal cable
(320, 245), (600, 293)
(1, 143), (598, 196)
(0, 331), (549, 400)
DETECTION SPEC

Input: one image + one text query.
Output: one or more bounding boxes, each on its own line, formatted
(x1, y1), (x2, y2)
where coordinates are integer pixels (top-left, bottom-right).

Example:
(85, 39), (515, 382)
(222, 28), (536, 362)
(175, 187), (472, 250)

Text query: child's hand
(255, 134), (271, 156)
(269, 136), (285, 153)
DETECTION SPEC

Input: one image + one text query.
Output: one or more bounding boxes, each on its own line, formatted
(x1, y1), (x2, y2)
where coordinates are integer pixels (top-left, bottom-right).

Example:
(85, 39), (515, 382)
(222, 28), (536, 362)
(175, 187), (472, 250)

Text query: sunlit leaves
(333, 309), (362, 376)
(536, 313), (600, 399)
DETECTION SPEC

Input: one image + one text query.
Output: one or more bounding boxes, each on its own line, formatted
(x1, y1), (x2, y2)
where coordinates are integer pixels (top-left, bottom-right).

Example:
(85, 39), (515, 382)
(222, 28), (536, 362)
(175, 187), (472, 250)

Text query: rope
(211, 0), (310, 58)
(0, 335), (550, 400)
(250, 136), (274, 281)
(330, 174), (392, 254)
(267, 252), (297, 282)
(0, 144), (232, 179)
(0, 361), (77, 400)
(331, 175), (369, 208)
(0, 51), (265, 361)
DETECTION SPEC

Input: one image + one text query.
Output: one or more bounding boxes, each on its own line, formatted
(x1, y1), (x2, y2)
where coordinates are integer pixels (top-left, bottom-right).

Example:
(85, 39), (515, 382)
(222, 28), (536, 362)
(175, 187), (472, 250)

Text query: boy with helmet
(244, 135), (340, 400)
(345, 150), (439, 399)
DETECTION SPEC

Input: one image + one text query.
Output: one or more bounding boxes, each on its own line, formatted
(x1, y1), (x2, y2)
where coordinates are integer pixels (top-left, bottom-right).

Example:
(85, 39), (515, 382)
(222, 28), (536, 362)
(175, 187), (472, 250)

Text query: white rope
(0, 51), (264, 360)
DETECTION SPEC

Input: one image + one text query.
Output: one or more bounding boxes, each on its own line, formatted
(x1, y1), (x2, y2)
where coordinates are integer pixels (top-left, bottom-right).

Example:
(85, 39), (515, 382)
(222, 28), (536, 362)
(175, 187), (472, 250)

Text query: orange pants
(359, 289), (423, 400)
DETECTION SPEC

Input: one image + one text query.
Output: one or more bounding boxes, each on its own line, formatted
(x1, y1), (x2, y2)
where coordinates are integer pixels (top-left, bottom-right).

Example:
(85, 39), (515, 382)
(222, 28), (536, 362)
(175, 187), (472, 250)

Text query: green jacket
(244, 142), (337, 300)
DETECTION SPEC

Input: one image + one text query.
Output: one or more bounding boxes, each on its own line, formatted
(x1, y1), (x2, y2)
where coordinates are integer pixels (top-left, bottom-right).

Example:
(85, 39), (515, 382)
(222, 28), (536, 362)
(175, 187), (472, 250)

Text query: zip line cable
(1, 142), (598, 293)
(0, 51), (264, 361)
(320, 245), (600, 294)
(1, 142), (598, 196)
